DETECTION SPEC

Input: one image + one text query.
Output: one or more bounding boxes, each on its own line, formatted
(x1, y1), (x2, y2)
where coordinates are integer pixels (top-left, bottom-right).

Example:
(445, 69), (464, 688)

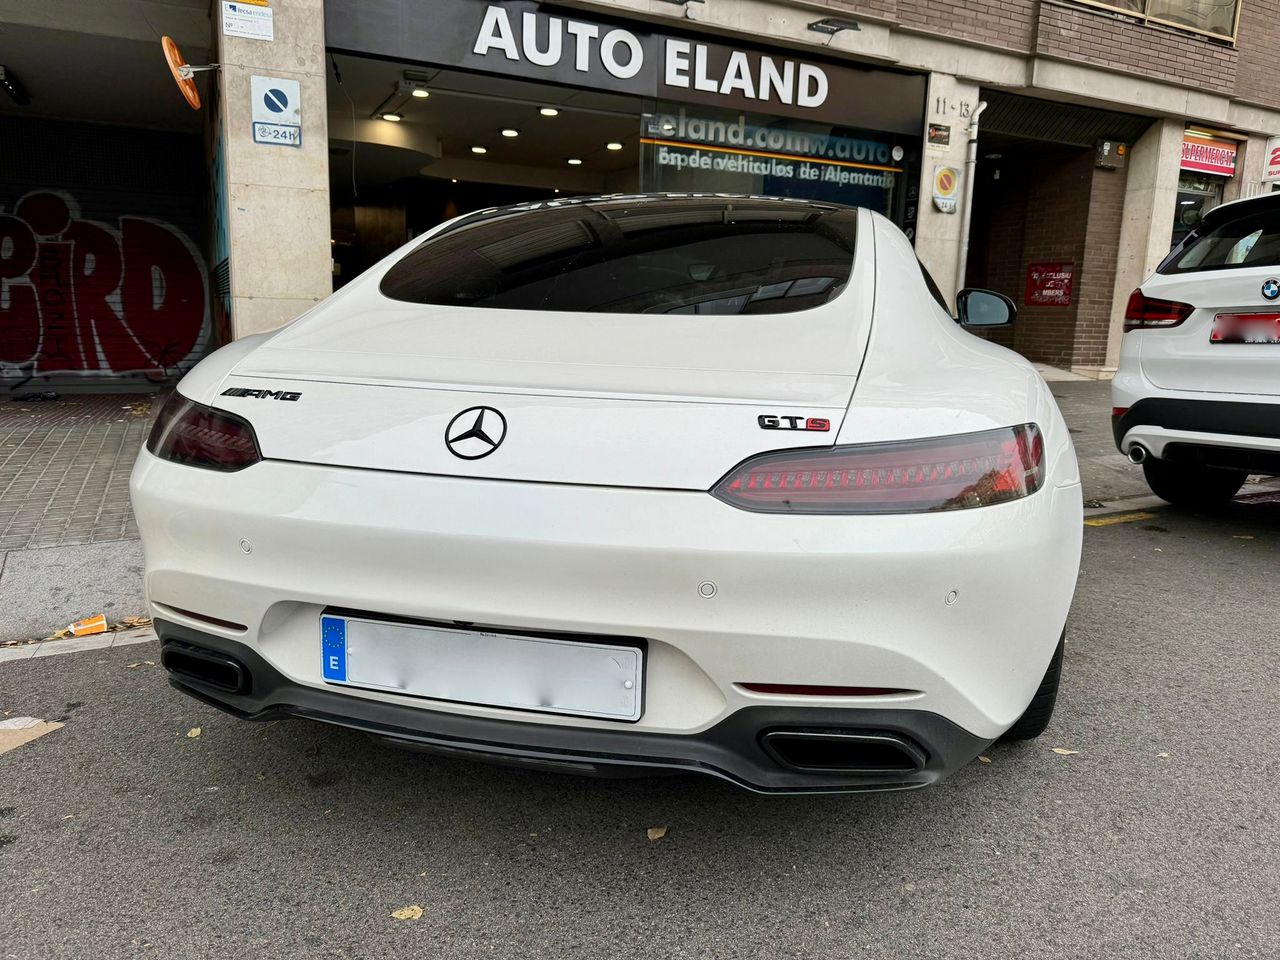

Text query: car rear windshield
(379, 197), (857, 315)
(1160, 207), (1280, 274)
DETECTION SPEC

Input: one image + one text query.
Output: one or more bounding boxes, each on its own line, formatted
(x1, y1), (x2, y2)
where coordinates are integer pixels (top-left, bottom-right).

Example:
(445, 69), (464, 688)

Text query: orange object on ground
(68, 614), (108, 636)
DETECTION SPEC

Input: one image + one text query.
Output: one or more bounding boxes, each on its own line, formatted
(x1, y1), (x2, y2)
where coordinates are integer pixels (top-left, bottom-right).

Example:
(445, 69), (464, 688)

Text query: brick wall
(965, 145), (1125, 368)
(1234, 1), (1280, 109)
(895, 0), (1038, 50)
(1033, 2), (1237, 95)
(1073, 161), (1126, 367)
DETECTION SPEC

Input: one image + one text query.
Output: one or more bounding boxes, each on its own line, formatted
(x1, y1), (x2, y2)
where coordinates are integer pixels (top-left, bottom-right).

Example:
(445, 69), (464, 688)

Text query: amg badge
(758, 415), (830, 432)
(220, 387), (302, 401)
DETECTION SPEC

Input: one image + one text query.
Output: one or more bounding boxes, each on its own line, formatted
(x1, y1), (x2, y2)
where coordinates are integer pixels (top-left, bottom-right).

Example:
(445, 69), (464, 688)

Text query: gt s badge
(758, 415), (830, 432)
(221, 387), (302, 401)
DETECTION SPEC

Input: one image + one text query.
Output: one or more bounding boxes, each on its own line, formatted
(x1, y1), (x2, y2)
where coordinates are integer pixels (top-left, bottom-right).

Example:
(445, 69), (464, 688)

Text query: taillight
(1124, 289), (1193, 332)
(712, 424), (1044, 515)
(146, 393), (261, 471)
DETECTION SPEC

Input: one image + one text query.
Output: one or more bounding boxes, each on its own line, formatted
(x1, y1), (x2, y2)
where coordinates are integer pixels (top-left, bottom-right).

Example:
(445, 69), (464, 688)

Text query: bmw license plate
(1211, 312), (1280, 344)
(320, 614), (643, 721)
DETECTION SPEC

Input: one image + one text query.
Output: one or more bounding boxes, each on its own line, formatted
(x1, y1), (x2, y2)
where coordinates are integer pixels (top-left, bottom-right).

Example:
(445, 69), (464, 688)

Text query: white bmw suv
(1113, 193), (1280, 505)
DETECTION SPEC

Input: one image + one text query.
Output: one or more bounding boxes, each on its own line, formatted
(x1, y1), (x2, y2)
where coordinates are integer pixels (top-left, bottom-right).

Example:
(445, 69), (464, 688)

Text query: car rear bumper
(157, 619), (990, 794)
(131, 452), (1080, 753)
(1111, 398), (1280, 472)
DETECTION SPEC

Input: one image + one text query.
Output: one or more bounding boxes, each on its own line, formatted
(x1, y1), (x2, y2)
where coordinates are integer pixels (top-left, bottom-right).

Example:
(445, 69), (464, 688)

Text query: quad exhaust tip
(1127, 444), (1148, 464)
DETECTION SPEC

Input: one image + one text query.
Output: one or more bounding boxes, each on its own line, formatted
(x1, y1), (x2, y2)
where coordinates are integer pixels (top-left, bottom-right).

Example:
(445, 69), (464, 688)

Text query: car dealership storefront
(323, 0), (926, 279)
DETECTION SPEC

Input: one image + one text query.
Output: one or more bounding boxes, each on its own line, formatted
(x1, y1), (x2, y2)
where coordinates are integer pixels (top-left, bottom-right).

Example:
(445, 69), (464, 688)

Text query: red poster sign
(1180, 135), (1237, 176)
(1025, 261), (1074, 307)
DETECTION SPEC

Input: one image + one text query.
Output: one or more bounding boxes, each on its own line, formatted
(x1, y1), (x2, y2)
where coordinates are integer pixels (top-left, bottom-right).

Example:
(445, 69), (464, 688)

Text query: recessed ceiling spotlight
(451, 178), (458, 183)
(381, 112), (402, 122)
(606, 141), (623, 151)
(567, 158), (582, 165)
(539, 107), (559, 117)
(554, 189), (560, 193)
(501, 128), (520, 138)
(411, 88), (430, 99)
(471, 145), (488, 154)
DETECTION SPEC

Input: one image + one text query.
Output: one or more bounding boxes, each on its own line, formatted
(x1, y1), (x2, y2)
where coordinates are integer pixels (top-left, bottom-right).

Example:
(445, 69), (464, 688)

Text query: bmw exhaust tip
(1127, 444), (1149, 464)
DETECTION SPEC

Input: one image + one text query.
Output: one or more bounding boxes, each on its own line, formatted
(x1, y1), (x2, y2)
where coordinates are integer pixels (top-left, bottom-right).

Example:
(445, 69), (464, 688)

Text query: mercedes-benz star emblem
(445, 406), (507, 460)
(1262, 278), (1280, 302)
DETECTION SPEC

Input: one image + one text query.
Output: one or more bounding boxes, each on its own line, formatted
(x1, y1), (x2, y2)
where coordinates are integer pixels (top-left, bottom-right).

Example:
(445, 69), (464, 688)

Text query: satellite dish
(162, 35), (217, 110)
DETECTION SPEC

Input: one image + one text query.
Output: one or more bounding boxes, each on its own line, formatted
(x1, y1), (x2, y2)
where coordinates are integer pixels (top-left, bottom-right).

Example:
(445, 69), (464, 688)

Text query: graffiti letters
(0, 190), (208, 379)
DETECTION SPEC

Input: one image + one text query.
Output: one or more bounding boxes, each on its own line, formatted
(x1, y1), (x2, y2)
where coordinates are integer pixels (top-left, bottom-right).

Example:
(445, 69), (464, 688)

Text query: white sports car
(131, 195), (1082, 793)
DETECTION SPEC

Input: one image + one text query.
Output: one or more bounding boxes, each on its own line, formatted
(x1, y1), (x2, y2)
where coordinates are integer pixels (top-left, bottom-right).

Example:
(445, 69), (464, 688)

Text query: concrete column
(214, 0), (331, 338)
(1226, 135), (1269, 202)
(913, 73), (982, 306)
(1104, 118), (1184, 370)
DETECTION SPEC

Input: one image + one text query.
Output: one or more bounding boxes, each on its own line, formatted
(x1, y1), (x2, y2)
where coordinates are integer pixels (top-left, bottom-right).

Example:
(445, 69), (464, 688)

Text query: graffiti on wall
(0, 190), (208, 382)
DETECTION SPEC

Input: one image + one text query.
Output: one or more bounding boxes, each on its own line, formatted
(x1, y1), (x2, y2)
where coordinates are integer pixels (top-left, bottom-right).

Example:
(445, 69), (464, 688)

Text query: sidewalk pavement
(0, 374), (1162, 644)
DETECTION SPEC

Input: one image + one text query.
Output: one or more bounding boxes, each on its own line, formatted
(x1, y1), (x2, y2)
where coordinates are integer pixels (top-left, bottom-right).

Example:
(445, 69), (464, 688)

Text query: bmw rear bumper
(1111, 398), (1280, 473)
(157, 619), (990, 794)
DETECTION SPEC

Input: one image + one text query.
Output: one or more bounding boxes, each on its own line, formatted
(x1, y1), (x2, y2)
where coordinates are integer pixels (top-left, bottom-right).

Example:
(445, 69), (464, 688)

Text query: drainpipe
(956, 100), (988, 292)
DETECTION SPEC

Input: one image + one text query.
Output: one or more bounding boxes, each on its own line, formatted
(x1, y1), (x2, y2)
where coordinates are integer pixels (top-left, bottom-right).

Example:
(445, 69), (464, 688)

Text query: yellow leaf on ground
(978, 755), (992, 764)
(1051, 747), (1079, 756)
(1157, 752), (1170, 759)
(391, 905), (423, 921)
(186, 727), (202, 739)
(646, 826), (668, 841)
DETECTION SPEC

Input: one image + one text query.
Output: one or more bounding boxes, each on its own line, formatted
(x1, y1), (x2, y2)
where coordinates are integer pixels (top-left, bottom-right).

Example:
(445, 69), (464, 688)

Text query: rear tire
(1141, 458), (1246, 507)
(1000, 634), (1064, 742)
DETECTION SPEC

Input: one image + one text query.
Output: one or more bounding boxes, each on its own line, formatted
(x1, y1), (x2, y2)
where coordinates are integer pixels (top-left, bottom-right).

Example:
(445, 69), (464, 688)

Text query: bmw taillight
(712, 424), (1044, 514)
(1124, 289), (1193, 332)
(146, 393), (261, 471)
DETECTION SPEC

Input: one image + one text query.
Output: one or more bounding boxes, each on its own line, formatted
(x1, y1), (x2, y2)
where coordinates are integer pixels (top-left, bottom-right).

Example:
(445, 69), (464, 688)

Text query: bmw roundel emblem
(1263, 278), (1280, 302)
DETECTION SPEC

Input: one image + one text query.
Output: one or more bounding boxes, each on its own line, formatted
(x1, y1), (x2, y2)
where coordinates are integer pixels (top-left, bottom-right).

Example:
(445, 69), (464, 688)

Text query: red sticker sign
(1025, 262), (1074, 308)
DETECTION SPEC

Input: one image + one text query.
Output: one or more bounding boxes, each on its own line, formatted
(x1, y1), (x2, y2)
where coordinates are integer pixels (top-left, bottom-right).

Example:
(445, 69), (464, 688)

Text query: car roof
(454, 193), (856, 228)
(1200, 191), (1280, 230)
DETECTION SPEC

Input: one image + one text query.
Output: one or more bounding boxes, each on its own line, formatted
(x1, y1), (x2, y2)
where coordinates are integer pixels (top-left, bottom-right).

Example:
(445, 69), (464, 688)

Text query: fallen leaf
(144, 661), (156, 666)
(1157, 752), (1170, 759)
(1051, 747), (1079, 756)
(126, 663), (141, 669)
(186, 727), (202, 739)
(978, 755), (992, 764)
(391, 905), (423, 921)
(1233, 535), (1255, 540)
(646, 826), (668, 841)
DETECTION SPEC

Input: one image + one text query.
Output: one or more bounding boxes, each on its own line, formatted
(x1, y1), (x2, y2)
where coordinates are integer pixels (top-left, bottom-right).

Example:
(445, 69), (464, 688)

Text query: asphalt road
(3, 497), (1279, 960)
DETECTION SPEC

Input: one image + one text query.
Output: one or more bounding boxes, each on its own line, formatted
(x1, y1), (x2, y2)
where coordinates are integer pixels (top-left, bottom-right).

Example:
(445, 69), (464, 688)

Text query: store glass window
(639, 103), (916, 232)
(1171, 171), (1225, 249)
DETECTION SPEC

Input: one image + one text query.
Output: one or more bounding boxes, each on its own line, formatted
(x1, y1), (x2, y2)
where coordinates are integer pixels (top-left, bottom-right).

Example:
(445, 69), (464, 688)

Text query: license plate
(320, 614), (643, 721)
(1211, 312), (1280, 343)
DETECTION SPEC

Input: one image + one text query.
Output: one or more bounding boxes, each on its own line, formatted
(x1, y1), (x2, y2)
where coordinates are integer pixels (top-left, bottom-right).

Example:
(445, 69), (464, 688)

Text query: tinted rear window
(1161, 207), (1280, 274)
(380, 197), (857, 315)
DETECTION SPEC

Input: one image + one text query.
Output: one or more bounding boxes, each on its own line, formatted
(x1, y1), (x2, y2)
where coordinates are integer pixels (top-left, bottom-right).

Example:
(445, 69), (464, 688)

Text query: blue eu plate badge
(321, 616), (347, 682)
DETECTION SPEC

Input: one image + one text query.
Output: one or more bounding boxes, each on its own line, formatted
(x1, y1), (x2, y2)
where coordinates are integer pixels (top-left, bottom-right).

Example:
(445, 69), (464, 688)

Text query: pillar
(213, 0), (331, 338)
(913, 72), (983, 306)
(1104, 118), (1184, 370)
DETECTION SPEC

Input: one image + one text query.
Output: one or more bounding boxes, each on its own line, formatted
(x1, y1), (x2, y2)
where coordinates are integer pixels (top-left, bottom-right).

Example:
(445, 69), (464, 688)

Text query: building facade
(1, 0), (1278, 389)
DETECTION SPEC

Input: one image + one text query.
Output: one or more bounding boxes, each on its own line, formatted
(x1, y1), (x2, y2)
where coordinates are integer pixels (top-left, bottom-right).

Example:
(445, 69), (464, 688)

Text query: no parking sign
(250, 75), (301, 147)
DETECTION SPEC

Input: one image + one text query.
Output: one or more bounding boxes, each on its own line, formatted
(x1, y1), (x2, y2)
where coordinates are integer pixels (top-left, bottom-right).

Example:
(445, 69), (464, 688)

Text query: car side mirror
(957, 288), (1016, 327)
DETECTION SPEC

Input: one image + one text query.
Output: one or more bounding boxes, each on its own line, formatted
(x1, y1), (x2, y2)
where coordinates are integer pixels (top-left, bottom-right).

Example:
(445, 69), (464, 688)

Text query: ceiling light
(567, 158), (582, 165)
(471, 145), (488, 154)
(606, 141), (623, 151)
(381, 112), (402, 122)
(0, 64), (31, 107)
(539, 107), (559, 117)
(451, 178), (458, 183)
(410, 88), (430, 98)
(501, 128), (520, 138)
(554, 189), (560, 194)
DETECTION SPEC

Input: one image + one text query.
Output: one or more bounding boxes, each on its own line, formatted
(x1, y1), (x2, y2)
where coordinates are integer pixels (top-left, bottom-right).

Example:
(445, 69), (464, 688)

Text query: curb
(1082, 479), (1280, 520)
(0, 626), (157, 664)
